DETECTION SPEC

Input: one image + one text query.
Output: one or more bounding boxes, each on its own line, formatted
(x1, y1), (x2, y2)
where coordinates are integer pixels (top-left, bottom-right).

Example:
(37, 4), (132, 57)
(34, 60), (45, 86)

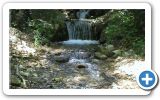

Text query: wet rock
(54, 55), (69, 63)
(10, 75), (22, 86)
(92, 59), (100, 64)
(76, 64), (87, 69)
(95, 52), (107, 60)
(73, 52), (91, 59)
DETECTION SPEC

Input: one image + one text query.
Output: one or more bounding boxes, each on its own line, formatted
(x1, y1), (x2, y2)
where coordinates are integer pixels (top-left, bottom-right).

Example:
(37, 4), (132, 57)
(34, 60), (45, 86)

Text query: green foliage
(10, 9), (67, 45)
(132, 37), (145, 57)
(10, 9), (31, 32)
(29, 19), (53, 46)
(104, 10), (145, 56)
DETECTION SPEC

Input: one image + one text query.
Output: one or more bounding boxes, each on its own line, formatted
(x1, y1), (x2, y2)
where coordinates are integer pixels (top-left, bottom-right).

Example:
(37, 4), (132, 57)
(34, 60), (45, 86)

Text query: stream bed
(10, 42), (142, 89)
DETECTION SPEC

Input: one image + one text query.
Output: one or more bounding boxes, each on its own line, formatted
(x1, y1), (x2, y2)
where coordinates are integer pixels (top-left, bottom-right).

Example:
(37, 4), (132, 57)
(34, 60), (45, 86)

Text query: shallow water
(10, 43), (117, 89)
(63, 40), (99, 45)
(50, 45), (115, 89)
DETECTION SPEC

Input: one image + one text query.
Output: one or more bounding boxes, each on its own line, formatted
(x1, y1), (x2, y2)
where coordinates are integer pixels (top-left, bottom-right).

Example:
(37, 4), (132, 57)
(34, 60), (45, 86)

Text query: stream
(10, 10), (140, 89)
(44, 43), (116, 89)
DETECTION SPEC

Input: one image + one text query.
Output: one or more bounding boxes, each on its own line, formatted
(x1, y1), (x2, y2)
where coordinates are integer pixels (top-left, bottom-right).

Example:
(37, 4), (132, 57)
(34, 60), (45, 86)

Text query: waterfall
(64, 10), (98, 45)
(76, 10), (89, 19)
(66, 20), (92, 40)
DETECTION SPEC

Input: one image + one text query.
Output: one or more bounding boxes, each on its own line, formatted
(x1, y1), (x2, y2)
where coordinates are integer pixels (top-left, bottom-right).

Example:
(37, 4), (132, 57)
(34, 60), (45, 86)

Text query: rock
(73, 76), (89, 83)
(123, 52), (130, 57)
(10, 75), (21, 86)
(76, 64), (87, 69)
(98, 45), (107, 54)
(101, 73), (116, 83)
(19, 71), (30, 77)
(106, 44), (114, 52)
(98, 44), (114, 56)
(92, 59), (100, 63)
(54, 55), (69, 63)
(40, 59), (48, 66)
(32, 73), (38, 77)
(112, 49), (122, 57)
(74, 52), (91, 59)
(95, 52), (107, 60)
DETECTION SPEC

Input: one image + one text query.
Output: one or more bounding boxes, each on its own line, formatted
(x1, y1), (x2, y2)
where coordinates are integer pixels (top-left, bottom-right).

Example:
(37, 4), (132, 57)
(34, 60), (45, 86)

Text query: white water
(66, 20), (92, 40)
(68, 58), (100, 80)
(65, 10), (98, 42)
(63, 39), (98, 45)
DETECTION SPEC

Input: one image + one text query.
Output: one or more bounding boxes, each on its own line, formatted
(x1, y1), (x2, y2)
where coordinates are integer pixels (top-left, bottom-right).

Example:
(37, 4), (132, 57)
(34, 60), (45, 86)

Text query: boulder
(74, 52), (91, 59)
(54, 55), (69, 63)
(98, 44), (114, 56)
(92, 59), (100, 63)
(95, 52), (107, 60)
(106, 44), (114, 52)
(112, 49), (122, 57)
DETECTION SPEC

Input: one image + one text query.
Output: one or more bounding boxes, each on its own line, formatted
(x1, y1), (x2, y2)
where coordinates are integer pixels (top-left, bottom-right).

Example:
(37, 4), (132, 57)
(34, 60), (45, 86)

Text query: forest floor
(9, 27), (145, 89)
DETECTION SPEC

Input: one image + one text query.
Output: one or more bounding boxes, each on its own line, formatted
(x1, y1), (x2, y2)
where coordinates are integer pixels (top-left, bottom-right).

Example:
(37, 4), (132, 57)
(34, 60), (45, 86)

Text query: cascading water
(76, 9), (90, 19)
(63, 10), (98, 45)
(62, 10), (100, 88)
(66, 20), (92, 40)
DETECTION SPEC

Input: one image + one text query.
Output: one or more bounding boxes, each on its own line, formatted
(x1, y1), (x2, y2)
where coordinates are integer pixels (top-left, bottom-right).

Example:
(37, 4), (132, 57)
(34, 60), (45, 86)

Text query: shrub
(104, 10), (145, 56)
(29, 19), (53, 46)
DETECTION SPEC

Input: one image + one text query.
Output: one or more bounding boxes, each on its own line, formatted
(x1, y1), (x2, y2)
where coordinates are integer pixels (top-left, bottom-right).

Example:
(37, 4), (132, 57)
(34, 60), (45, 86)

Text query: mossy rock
(98, 44), (114, 56)
(112, 49), (123, 57)
(95, 52), (107, 60)
(10, 75), (22, 86)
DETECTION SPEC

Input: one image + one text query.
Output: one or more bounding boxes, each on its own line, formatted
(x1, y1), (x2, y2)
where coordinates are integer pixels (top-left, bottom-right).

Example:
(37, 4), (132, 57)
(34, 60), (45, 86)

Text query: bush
(104, 10), (145, 56)
(29, 19), (53, 46)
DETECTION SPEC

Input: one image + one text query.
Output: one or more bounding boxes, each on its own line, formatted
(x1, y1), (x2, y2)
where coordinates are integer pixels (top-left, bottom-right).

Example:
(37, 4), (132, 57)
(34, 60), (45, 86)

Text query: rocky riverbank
(10, 27), (144, 89)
